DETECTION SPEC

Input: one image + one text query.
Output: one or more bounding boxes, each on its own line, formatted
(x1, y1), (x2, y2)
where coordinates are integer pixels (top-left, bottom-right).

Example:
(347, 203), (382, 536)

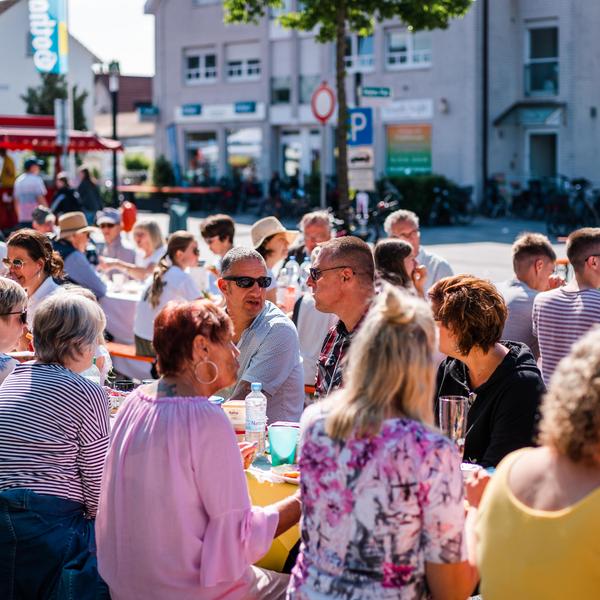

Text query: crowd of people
(0, 189), (597, 599)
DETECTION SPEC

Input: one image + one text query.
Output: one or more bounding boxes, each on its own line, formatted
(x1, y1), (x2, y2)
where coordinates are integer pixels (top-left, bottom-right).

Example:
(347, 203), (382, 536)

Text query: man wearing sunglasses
(217, 247), (304, 423)
(307, 236), (375, 397)
(53, 212), (107, 299)
(97, 208), (135, 274)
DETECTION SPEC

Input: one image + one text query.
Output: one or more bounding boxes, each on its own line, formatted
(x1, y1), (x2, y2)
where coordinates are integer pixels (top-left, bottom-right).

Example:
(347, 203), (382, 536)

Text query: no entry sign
(311, 82), (336, 124)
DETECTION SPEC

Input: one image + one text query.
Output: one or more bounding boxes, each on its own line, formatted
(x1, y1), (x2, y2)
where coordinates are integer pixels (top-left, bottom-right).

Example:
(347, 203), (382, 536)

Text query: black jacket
(50, 187), (82, 216)
(435, 341), (544, 468)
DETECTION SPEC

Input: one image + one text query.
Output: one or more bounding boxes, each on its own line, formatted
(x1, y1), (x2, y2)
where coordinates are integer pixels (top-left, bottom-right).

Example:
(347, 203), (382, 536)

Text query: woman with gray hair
(0, 293), (110, 598)
(0, 277), (28, 384)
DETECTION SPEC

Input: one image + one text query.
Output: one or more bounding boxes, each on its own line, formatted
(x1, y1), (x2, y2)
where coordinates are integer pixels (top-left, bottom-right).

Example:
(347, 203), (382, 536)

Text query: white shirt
(133, 266), (201, 340)
(417, 247), (454, 293)
(135, 245), (166, 269)
(27, 276), (61, 328)
(13, 172), (47, 222)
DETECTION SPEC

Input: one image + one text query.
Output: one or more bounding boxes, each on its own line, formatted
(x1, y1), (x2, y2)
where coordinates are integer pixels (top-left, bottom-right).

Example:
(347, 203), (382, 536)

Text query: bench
(106, 342), (155, 363)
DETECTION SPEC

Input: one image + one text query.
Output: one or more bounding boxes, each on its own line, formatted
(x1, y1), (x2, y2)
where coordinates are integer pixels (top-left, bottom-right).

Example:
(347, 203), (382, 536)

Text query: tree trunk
(335, 0), (349, 214)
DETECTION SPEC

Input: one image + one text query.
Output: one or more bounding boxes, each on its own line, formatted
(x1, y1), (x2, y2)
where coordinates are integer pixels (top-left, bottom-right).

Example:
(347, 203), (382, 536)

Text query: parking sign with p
(347, 107), (373, 146)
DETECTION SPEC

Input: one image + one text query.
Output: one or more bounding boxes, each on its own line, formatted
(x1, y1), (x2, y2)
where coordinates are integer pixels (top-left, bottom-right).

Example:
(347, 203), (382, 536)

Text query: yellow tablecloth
(246, 463), (300, 573)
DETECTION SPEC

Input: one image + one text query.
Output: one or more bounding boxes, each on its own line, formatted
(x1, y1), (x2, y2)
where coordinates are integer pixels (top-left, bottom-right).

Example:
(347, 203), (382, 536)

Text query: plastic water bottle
(80, 357), (101, 385)
(276, 267), (289, 306)
(299, 255), (311, 293)
(283, 256), (300, 311)
(245, 382), (267, 454)
(285, 256), (300, 283)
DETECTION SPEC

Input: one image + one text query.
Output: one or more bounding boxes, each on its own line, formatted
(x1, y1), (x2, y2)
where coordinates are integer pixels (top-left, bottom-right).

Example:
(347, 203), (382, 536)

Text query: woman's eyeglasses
(0, 310), (27, 324)
(222, 276), (272, 289)
(2, 258), (27, 270)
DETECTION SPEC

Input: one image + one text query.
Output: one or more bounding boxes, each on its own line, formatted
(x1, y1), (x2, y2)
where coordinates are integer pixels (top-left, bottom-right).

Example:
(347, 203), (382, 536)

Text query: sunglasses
(2, 258), (28, 270)
(99, 223), (117, 229)
(0, 310), (27, 324)
(222, 276), (272, 289)
(309, 265), (353, 281)
(192, 247), (200, 256)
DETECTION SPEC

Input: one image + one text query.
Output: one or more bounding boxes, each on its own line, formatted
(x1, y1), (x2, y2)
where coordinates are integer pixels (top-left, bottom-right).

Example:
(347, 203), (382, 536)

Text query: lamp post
(108, 60), (120, 206)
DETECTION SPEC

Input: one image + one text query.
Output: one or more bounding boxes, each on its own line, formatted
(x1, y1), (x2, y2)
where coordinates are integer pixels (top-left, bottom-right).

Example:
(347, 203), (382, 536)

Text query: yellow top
(476, 448), (600, 600)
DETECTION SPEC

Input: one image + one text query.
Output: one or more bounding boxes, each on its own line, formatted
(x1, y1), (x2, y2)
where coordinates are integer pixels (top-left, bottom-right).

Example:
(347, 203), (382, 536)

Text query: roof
(0, 0), (19, 17)
(494, 101), (566, 127)
(95, 75), (153, 113)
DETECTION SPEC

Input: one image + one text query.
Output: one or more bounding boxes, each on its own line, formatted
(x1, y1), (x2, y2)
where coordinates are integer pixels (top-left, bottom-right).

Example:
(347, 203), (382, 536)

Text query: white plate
(281, 474), (300, 485)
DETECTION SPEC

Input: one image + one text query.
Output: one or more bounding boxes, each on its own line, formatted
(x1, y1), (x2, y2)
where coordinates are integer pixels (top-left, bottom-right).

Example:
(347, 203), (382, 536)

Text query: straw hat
(251, 216), (298, 249)
(58, 211), (97, 239)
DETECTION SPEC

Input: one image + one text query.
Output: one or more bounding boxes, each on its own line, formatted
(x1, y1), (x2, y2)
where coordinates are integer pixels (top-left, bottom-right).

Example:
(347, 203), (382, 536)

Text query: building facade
(146, 0), (600, 199)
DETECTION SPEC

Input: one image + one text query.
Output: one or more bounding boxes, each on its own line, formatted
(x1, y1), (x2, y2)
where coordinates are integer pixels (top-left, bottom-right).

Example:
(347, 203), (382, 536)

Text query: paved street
(139, 210), (565, 285)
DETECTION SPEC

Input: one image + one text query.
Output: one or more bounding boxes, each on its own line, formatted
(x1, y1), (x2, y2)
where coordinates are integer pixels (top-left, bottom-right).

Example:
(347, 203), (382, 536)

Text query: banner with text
(386, 124), (432, 176)
(29, 0), (69, 74)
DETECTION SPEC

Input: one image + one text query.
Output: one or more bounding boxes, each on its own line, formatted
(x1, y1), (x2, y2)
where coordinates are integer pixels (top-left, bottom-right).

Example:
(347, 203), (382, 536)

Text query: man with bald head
(307, 236), (375, 396)
(217, 247), (304, 422)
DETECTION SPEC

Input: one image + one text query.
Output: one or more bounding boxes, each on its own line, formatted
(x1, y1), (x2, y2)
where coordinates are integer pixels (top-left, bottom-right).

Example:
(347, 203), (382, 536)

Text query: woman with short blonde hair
(473, 327), (600, 599)
(0, 277), (27, 384)
(288, 285), (478, 599)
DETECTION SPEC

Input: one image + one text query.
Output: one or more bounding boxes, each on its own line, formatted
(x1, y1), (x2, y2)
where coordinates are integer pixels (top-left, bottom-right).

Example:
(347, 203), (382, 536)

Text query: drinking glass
(268, 425), (299, 467)
(438, 395), (469, 453)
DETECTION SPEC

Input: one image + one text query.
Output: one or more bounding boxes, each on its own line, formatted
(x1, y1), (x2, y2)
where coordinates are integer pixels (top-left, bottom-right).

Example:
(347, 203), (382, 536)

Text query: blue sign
(137, 105), (159, 118)
(347, 107), (373, 146)
(182, 104), (202, 116)
(235, 101), (256, 114)
(29, 0), (69, 74)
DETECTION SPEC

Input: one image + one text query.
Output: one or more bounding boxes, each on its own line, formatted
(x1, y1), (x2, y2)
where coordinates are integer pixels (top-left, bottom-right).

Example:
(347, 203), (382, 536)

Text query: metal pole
(320, 123), (326, 209)
(111, 88), (118, 205)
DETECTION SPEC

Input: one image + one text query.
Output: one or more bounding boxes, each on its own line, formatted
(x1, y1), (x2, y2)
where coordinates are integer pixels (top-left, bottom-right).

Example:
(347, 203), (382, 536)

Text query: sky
(68, 0), (154, 76)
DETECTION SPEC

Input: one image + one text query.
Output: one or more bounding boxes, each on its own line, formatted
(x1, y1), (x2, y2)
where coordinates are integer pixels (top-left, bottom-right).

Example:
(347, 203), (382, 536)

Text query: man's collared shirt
(315, 311), (367, 397)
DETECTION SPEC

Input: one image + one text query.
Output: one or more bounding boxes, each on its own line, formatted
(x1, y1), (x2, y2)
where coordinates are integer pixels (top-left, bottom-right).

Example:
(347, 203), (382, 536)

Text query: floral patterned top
(288, 404), (466, 599)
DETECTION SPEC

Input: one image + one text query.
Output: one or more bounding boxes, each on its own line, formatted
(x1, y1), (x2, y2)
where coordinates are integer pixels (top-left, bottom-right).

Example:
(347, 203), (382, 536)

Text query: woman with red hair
(96, 299), (301, 599)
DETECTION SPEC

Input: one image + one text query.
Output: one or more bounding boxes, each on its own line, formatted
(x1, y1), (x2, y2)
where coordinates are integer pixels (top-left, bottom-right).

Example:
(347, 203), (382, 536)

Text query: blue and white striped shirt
(0, 363), (109, 517)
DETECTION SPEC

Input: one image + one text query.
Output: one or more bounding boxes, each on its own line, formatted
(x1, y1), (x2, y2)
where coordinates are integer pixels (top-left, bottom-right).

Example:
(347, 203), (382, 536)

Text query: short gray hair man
(221, 247), (266, 275)
(384, 208), (452, 292)
(33, 293), (106, 364)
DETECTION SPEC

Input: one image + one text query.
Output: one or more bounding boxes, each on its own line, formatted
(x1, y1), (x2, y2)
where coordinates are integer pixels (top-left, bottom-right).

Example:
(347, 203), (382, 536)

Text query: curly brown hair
(429, 274), (507, 355)
(538, 327), (600, 465)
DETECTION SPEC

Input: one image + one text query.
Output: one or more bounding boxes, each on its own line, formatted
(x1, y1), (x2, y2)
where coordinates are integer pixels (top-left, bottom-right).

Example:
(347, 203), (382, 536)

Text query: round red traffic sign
(311, 82), (336, 124)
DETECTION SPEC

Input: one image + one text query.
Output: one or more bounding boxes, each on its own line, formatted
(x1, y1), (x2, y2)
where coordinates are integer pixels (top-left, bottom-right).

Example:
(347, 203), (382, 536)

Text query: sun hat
(96, 207), (121, 226)
(58, 211), (97, 239)
(251, 216), (299, 249)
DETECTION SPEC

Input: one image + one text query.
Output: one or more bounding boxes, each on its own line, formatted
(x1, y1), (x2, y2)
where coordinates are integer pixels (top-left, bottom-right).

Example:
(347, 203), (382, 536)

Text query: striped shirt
(533, 287), (600, 384)
(0, 363), (110, 517)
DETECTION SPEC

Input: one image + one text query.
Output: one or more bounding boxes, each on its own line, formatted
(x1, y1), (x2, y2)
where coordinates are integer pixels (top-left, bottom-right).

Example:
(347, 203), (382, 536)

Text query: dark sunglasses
(223, 276), (272, 289)
(99, 223), (117, 229)
(309, 265), (353, 281)
(0, 310), (27, 324)
(2, 258), (27, 270)
(192, 247), (200, 255)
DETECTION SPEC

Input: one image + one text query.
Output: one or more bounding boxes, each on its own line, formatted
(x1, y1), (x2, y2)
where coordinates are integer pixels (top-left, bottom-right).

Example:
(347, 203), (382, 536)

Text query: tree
(225, 0), (474, 212)
(21, 73), (89, 131)
(152, 155), (176, 187)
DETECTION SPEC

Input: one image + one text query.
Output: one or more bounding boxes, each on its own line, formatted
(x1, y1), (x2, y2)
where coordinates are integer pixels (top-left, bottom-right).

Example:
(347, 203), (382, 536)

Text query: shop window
(184, 51), (217, 84)
(185, 132), (218, 184)
(386, 30), (432, 69)
(525, 26), (559, 96)
(271, 76), (291, 104)
(344, 34), (374, 72)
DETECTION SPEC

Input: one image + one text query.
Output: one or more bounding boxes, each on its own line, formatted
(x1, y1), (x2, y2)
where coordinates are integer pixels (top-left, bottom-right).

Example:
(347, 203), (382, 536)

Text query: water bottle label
(246, 417), (266, 432)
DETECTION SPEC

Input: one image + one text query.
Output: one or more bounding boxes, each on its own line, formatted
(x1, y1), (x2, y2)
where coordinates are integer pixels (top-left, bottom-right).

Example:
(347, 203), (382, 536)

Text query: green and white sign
(361, 86), (391, 99)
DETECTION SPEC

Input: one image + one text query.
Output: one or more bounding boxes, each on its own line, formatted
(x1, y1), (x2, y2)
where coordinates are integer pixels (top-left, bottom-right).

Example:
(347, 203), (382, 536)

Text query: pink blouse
(95, 389), (279, 599)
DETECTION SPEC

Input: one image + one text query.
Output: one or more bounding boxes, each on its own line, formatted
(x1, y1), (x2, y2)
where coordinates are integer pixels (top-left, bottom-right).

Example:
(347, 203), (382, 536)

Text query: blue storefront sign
(347, 108), (373, 146)
(182, 104), (202, 116)
(234, 101), (256, 114)
(29, 0), (69, 74)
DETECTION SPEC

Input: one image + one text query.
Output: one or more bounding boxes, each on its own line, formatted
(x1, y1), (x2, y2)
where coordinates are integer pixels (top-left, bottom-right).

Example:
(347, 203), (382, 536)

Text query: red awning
(0, 127), (123, 152)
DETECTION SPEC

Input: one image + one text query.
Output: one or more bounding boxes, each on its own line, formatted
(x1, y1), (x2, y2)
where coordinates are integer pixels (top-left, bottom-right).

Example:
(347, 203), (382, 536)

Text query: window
(386, 30), (432, 68)
(345, 35), (374, 72)
(184, 50), (217, 83)
(270, 0), (292, 19)
(271, 76), (291, 104)
(299, 75), (320, 104)
(525, 27), (559, 96)
(226, 42), (261, 81)
(192, 0), (220, 6)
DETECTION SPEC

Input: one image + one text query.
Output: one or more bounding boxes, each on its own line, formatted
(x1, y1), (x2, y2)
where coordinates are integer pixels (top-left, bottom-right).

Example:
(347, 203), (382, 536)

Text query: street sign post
(347, 108), (375, 191)
(311, 82), (336, 209)
(347, 108), (373, 146)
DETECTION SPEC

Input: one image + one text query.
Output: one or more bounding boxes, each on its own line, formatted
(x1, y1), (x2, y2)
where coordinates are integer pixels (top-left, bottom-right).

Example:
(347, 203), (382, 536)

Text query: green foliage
(152, 155), (175, 187)
(124, 153), (151, 172)
(379, 174), (458, 222)
(20, 73), (88, 130)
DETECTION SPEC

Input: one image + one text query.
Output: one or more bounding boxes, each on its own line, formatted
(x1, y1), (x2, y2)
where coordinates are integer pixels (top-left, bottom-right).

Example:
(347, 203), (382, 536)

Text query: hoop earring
(194, 359), (219, 385)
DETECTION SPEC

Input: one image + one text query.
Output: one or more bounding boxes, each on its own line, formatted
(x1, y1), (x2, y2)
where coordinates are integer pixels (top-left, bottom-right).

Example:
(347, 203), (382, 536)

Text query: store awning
(493, 101), (566, 127)
(0, 127), (123, 152)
